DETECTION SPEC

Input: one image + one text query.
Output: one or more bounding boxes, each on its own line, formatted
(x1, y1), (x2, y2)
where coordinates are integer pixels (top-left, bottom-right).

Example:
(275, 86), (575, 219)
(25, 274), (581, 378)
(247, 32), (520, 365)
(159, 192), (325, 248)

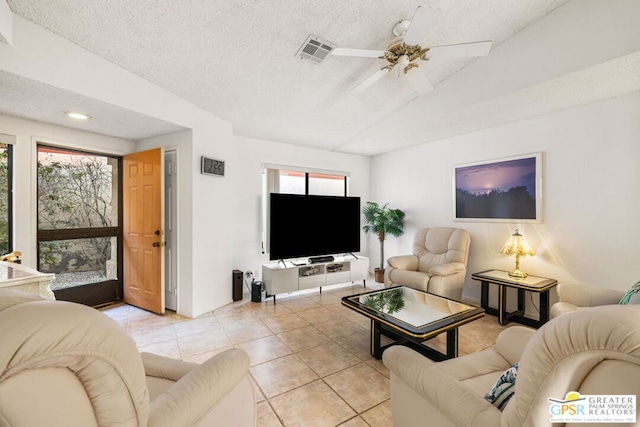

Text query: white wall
(135, 119), (235, 318)
(371, 92), (640, 308)
(229, 135), (371, 280)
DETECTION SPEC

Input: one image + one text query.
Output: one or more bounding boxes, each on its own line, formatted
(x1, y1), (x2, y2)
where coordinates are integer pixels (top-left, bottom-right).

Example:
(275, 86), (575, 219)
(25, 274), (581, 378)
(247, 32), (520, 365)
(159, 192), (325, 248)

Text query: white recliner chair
(0, 288), (256, 427)
(385, 227), (470, 300)
(550, 282), (626, 318)
(383, 304), (640, 427)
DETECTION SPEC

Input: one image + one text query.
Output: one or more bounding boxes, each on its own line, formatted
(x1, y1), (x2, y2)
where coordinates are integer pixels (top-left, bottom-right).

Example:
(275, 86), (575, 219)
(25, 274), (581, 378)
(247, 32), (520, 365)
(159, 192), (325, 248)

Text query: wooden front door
(123, 148), (165, 314)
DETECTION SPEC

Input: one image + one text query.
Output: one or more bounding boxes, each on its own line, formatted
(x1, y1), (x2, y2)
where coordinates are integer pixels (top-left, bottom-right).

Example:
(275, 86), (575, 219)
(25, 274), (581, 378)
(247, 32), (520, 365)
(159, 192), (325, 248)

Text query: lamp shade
(500, 229), (535, 279)
(500, 229), (535, 257)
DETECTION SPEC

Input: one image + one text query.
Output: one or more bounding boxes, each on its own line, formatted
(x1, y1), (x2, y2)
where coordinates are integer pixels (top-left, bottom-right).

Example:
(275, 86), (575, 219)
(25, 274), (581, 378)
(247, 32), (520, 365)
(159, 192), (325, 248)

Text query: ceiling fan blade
(331, 48), (387, 58)
(427, 41), (492, 60)
(403, 6), (441, 46)
(405, 70), (433, 96)
(350, 66), (394, 93)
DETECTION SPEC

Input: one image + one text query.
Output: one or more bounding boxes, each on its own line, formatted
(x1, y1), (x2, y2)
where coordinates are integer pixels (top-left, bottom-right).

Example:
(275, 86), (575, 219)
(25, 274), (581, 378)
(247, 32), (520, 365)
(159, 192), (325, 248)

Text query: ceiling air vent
(295, 35), (335, 64)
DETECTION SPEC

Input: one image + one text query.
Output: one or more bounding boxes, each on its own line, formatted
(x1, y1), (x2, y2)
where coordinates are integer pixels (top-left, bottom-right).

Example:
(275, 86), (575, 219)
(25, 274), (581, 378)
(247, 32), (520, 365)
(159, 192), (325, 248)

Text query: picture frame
(453, 152), (542, 223)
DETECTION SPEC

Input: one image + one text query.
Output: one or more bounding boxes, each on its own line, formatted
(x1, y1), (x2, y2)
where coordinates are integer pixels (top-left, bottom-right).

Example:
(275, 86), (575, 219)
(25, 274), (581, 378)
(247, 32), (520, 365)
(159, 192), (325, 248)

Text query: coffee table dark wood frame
(341, 286), (484, 361)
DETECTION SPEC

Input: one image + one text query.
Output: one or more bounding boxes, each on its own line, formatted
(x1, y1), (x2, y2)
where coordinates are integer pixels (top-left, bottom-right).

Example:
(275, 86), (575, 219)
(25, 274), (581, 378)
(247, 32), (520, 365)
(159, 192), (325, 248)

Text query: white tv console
(262, 255), (369, 303)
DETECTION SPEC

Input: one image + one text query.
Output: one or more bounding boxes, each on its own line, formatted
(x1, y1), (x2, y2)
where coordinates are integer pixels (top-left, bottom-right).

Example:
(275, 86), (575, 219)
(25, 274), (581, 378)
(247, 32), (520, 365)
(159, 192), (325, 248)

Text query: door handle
(153, 242), (166, 248)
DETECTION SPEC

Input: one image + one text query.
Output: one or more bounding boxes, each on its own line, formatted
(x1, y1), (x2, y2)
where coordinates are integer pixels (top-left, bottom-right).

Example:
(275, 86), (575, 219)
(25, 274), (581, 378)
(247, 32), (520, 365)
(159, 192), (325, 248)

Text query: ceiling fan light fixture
(392, 19), (411, 38)
(397, 54), (409, 77)
(403, 63), (418, 74)
(329, 6), (491, 95)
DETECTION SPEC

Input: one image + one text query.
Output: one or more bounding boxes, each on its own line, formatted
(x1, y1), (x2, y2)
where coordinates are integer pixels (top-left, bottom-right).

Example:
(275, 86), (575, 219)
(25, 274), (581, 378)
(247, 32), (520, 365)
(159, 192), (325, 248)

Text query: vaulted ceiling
(3, 0), (640, 155)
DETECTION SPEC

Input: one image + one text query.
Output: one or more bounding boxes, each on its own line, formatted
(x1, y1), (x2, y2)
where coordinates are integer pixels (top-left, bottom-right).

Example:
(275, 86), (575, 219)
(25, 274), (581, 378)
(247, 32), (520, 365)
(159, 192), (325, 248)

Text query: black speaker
(232, 269), (243, 301)
(251, 280), (263, 303)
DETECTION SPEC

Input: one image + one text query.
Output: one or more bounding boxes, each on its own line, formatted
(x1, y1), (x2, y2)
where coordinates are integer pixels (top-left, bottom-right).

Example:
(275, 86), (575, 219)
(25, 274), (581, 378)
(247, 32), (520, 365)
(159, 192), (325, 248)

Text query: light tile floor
(101, 280), (507, 427)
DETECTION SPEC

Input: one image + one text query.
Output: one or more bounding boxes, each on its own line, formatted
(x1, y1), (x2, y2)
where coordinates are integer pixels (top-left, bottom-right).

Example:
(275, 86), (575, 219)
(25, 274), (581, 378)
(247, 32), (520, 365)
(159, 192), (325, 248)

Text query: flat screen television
(269, 193), (361, 261)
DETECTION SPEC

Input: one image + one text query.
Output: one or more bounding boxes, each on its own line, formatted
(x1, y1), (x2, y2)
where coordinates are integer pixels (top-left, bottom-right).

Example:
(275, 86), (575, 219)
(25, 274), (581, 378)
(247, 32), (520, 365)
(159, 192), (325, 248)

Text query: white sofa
(550, 282), (626, 318)
(383, 304), (640, 426)
(384, 227), (470, 300)
(0, 288), (256, 427)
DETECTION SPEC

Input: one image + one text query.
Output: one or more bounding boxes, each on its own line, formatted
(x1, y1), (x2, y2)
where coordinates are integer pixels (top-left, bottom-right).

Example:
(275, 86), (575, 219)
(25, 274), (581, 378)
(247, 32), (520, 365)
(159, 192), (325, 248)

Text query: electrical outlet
(253, 269), (260, 279)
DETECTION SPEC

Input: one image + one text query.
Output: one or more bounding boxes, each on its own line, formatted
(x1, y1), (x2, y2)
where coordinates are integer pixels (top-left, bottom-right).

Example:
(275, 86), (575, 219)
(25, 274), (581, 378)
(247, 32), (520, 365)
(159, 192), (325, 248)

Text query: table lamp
(500, 229), (535, 279)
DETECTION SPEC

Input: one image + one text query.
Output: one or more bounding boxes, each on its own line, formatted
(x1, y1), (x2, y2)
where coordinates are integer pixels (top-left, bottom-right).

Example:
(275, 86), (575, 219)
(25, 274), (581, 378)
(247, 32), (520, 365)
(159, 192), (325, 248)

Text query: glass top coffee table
(342, 286), (484, 361)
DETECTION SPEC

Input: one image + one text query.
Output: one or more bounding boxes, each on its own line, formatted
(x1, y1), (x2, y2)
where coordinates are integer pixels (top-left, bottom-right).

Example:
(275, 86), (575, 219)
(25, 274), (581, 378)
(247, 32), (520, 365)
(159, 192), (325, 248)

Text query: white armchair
(550, 282), (625, 318)
(385, 227), (470, 300)
(383, 304), (640, 426)
(0, 288), (256, 427)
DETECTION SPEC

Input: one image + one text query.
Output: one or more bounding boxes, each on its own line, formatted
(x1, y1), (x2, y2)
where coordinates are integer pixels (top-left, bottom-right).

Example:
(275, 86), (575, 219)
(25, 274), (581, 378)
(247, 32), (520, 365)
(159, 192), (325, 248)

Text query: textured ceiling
(0, 70), (185, 140)
(4, 0), (640, 155)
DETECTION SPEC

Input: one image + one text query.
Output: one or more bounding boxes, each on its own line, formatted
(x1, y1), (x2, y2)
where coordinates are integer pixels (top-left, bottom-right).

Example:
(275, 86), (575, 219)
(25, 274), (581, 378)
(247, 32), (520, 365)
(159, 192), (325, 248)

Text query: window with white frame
(261, 165), (350, 254)
(0, 134), (14, 254)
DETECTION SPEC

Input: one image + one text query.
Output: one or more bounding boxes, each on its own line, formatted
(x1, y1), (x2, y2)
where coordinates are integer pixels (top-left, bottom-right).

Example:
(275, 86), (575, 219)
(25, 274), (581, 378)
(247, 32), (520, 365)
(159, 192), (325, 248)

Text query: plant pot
(374, 268), (385, 283)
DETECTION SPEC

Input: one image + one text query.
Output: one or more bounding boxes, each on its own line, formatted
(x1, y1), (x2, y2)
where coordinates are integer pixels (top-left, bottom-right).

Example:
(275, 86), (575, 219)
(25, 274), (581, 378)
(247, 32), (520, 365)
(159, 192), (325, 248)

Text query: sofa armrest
(558, 283), (625, 307)
(142, 352), (198, 382)
(428, 262), (465, 277)
(387, 255), (419, 271)
(148, 348), (253, 427)
(383, 346), (501, 426)
(494, 326), (536, 365)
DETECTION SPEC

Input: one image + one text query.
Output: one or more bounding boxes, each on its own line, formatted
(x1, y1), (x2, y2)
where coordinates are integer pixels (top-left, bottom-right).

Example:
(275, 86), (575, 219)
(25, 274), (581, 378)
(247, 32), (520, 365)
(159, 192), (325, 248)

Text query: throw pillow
(619, 281), (640, 305)
(484, 363), (519, 410)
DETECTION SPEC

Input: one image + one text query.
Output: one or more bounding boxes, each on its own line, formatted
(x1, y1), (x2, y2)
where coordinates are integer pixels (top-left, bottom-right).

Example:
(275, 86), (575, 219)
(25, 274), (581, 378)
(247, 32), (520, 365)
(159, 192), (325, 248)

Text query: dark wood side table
(471, 269), (558, 328)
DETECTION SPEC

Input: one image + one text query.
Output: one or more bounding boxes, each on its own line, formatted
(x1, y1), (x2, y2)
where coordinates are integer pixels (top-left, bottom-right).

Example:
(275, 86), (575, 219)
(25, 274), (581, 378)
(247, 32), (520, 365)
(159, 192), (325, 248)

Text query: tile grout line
(114, 282), (498, 426)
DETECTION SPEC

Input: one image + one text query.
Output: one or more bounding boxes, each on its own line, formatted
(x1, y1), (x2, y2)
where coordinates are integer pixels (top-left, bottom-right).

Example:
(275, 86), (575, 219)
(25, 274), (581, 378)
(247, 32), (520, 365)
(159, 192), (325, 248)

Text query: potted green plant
(362, 202), (406, 283)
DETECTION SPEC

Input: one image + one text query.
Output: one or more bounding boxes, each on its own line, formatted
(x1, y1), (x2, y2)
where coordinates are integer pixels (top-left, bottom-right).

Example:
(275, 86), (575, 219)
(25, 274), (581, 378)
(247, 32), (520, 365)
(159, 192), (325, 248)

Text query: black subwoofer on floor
(251, 280), (263, 303)
(232, 269), (243, 301)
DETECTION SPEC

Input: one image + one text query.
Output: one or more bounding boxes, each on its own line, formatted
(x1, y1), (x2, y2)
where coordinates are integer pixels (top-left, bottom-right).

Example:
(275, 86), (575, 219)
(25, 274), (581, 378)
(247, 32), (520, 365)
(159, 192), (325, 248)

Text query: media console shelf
(262, 256), (369, 304)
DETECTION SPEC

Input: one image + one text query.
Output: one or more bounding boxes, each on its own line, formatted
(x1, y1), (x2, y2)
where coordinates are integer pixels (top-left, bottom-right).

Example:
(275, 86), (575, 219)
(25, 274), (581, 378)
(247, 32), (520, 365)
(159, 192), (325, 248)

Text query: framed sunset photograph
(453, 153), (542, 222)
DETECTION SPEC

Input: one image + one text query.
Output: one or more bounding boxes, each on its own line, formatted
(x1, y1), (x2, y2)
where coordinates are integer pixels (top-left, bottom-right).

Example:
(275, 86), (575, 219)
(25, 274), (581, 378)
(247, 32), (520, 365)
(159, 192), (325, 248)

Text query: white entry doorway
(164, 150), (178, 311)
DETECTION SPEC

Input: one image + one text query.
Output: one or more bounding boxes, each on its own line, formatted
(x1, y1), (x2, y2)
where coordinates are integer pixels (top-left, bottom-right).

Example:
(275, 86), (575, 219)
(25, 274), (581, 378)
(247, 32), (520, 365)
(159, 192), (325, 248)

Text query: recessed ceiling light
(65, 111), (91, 120)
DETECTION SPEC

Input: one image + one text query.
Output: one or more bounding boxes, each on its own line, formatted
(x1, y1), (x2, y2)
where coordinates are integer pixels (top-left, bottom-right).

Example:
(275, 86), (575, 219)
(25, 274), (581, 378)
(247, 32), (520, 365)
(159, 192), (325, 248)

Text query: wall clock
(201, 156), (225, 177)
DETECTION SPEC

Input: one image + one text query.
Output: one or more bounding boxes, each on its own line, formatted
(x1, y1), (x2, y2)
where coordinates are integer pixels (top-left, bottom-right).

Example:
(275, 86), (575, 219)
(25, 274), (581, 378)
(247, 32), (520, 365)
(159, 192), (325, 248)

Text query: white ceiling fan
(331, 6), (492, 95)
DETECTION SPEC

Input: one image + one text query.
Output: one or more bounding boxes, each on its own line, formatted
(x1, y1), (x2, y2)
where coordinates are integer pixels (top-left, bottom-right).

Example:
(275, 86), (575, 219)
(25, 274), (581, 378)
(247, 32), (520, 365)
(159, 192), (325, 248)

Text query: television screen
(269, 193), (361, 261)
